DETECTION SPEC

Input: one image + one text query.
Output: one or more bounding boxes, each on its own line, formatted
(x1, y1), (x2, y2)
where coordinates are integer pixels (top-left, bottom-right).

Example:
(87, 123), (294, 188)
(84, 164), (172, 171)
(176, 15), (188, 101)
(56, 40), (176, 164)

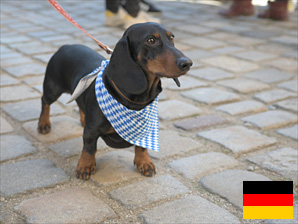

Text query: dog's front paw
(76, 150), (96, 180)
(134, 147), (156, 177)
(37, 121), (51, 134)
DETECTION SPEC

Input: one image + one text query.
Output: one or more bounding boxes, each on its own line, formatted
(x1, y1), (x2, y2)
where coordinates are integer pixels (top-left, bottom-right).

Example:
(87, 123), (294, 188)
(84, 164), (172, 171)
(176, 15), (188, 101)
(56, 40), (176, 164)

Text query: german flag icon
(243, 181), (293, 219)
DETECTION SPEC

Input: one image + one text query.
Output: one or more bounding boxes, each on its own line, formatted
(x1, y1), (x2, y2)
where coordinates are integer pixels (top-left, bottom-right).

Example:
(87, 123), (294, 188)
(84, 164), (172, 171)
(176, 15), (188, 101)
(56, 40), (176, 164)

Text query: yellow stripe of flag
(243, 206), (293, 219)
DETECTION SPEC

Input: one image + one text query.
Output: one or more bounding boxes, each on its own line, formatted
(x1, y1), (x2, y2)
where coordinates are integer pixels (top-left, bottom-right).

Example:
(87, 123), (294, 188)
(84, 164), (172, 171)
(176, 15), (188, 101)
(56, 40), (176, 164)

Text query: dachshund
(38, 22), (192, 180)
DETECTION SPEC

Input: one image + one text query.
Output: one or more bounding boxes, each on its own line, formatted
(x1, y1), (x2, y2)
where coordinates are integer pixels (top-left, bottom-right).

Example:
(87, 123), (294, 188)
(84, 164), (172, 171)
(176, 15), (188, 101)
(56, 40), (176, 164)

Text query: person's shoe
(219, 0), (255, 17)
(140, 0), (162, 15)
(258, 0), (289, 21)
(123, 11), (160, 29)
(105, 8), (126, 27)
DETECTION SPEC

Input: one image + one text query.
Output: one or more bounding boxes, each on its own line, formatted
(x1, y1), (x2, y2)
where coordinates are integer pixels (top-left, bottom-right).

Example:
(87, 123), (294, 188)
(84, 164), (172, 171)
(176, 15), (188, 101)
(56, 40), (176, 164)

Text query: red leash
(47, 0), (113, 54)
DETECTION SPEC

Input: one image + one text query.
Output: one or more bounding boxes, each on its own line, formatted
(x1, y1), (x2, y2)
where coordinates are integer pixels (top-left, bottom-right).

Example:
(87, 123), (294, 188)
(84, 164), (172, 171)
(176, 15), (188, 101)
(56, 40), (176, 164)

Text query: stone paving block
(0, 117), (14, 134)
(176, 24), (214, 35)
(23, 76), (44, 85)
(0, 74), (19, 86)
(140, 196), (241, 224)
(174, 115), (229, 131)
(1, 35), (32, 44)
(265, 204), (298, 224)
(242, 110), (297, 130)
(181, 88), (241, 105)
(0, 159), (68, 196)
(248, 148), (298, 182)
(149, 130), (202, 159)
(162, 76), (208, 90)
(277, 124), (298, 140)
(201, 56), (259, 73)
(198, 126), (277, 154)
(212, 46), (244, 54)
(92, 151), (140, 185)
(264, 58), (298, 71)
(2, 99), (65, 121)
(2, 56), (33, 67)
(271, 35), (297, 45)
(216, 100), (267, 115)
(181, 37), (225, 49)
(14, 43), (54, 55)
(109, 175), (189, 209)
(244, 69), (292, 84)
(277, 79), (298, 92)
(49, 137), (106, 157)
(0, 85), (40, 102)
(225, 35), (265, 46)
(0, 135), (36, 162)
(168, 152), (238, 179)
(232, 50), (276, 62)
(254, 89), (296, 103)
(200, 170), (271, 210)
(23, 115), (83, 143)
(16, 188), (116, 223)
(4, 63), (45, 77)
(189, 67), (234, 81)
(274, 98), (298, 113)
(158, 99), (201, 120)
(182, 49), (215, 61)
(217, 78), (270, 93)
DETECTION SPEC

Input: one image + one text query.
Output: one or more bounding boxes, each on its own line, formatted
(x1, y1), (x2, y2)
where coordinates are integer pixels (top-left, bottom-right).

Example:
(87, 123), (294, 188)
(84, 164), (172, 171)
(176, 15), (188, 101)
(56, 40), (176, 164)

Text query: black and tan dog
(38, 22), (192, 180)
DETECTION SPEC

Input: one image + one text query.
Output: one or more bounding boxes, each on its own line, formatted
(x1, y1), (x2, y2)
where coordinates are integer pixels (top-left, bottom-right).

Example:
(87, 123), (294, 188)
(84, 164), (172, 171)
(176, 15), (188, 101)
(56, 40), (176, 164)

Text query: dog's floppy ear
(107, 36), (147, 95)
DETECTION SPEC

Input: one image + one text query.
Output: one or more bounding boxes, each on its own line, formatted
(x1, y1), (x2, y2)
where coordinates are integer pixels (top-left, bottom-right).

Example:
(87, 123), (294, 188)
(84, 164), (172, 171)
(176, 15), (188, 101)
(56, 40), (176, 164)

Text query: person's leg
(124, 0), (140, 17)
(105, 0), (126, 27)
(258, 0), (289, 21)
(219, 0), (255, 18)
(106, 0), (119, 13)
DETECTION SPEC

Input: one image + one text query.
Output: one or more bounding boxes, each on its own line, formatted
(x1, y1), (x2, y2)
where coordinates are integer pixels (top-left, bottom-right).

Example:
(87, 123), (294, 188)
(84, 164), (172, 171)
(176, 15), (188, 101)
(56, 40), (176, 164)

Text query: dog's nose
(177, 57), (193, 72)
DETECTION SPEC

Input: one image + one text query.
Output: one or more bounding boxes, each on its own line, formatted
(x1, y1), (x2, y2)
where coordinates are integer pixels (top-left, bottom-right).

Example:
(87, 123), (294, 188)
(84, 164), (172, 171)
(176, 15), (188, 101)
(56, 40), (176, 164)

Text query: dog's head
(107, 22), (192, 95)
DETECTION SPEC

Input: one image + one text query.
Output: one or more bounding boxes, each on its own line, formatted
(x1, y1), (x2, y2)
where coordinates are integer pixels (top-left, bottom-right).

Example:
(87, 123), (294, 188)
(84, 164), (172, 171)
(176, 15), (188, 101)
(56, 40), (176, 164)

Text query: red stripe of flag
(243, 194), (293, 206)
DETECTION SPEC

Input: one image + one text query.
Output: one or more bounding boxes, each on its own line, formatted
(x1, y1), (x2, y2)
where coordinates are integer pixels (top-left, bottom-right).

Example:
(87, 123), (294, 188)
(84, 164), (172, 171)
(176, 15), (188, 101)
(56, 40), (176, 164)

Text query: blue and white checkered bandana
(94, 60), (159, 152)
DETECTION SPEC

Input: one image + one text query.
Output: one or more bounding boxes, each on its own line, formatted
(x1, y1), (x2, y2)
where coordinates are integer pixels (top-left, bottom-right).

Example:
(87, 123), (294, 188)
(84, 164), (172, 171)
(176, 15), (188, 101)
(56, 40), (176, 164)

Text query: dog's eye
(147, 38), (156, 45)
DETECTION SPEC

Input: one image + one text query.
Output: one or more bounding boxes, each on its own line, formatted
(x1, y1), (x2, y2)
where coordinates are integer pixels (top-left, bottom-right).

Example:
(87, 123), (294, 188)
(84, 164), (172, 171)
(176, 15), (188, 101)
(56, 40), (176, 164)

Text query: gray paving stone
(181, 88), (241, 105)
(23, 76), (44, 85)
(198, 126), (276, 154)
(158, 99), (201, 120)
(174, 115), (229, 131)
(0, 159), (68, 196)
(92, 150), (140, 185)
(254, 89), (296, 103)
(2, 56), (33, 67)
(232, 50), (276, 62)
(4, 63), (45, 77)
(271, 35), (297, 45)
(0, 117), (14, 134)
(140, 196), (241, 224)
(181, 37), (225, 49)
(248, 148), (298, 182)
(201, 56), (259, 73)
(162, 76), (208, 90)
(176, 24), (214, 35)
(0, 74), (19, 86)
(200, 170), (271, 210)
(274, 98), (298, 113)
(264, 58), (298, 71)
(49, 137), (106, 157)
(277, 79), (298, 92)
(242, 110), (297, 130)
(265, 204), (298, 224)
(2, 99), (65, 121)
(109, 175), (189, 209)
(13, 43), (54, 55)
(23, 115), (83, 143)
(149, 130), (202, 159)
(168, 152), (238, 179)
(0, 85), (40, 102)
(182, 49), (215, 61)
(212, 46), (244, 54)
(244, 69), (292, 84)
(277, 124), (298, 140)
(217, 78), (270, 93)
(226, 35), (265, 46)
(0, 135), (36, 162)
(216, 100), (267, 115)
(189, 67), (234, 81)
(16, 188), (116, 223)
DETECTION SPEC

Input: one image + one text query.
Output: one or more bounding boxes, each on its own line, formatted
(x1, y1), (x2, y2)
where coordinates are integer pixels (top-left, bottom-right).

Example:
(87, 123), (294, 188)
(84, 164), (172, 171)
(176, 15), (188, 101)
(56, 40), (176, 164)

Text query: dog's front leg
(76, 129), (97, 180)
(134, 146), (156, 177)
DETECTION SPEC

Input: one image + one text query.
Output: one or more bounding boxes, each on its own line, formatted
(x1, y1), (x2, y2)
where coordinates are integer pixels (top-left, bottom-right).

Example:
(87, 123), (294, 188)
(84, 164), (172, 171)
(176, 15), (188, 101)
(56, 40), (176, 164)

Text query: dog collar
(95, 60), (159, 152)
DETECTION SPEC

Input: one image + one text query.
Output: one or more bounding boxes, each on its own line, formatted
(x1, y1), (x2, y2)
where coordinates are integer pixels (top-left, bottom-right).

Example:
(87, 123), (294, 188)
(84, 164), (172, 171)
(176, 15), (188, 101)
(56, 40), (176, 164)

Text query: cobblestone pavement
(1, 0), (297, 223)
